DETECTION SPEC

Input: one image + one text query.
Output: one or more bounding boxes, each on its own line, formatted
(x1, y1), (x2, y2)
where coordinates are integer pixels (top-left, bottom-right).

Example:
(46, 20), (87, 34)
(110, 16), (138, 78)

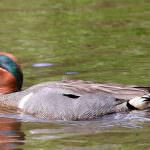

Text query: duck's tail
(134, 86), (150, 93)
(128, 94), (150, 110)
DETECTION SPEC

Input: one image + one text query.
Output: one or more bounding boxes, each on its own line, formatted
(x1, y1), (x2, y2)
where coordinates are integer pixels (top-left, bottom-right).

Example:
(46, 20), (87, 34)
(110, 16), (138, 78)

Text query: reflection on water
(32, 63), (55, 68)
(0, 117), (24, 150)
(0, 110), (149, 150)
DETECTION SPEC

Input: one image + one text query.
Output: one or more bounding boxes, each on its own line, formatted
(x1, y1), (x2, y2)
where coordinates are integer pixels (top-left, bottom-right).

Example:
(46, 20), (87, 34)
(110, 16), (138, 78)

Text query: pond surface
(0, 0), (150, 149)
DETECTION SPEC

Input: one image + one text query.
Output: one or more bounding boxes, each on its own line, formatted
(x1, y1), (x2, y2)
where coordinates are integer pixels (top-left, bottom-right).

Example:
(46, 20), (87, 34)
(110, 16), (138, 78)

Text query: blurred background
(0, 0), (149, 89)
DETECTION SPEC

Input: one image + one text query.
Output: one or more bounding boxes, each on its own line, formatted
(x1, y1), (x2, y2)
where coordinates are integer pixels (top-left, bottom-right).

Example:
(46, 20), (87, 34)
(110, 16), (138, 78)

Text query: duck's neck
(0, 91), (25, 110)
(0, 87), (16, 94)
(0, 68), (18, 94)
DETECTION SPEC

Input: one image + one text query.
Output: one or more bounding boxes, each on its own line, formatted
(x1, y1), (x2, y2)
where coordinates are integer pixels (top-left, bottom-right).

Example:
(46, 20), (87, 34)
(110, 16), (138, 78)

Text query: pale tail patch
(129, 94), (150, 110)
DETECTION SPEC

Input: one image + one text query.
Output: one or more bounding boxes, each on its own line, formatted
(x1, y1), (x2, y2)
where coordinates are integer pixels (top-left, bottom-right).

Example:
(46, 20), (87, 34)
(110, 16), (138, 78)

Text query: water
(0, 111), (150, 150)
(0, 0), (150, 149)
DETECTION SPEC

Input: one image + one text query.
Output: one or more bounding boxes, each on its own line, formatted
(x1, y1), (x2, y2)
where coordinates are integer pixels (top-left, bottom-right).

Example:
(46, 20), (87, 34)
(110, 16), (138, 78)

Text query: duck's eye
(63, 94), (80, 99)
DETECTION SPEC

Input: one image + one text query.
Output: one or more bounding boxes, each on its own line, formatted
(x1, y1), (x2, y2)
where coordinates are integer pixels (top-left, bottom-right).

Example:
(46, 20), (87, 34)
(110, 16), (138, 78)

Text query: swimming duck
(0, 52), (150, 120)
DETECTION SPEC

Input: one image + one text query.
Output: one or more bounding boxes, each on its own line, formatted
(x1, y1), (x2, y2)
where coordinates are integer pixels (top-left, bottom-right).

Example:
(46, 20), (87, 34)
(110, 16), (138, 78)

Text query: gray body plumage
(0, 80), (149, 120)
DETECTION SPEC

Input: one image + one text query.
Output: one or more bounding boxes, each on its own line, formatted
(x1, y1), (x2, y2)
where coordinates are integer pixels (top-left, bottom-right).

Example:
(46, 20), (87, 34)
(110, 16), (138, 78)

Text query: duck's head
(0, 52), (23, 94)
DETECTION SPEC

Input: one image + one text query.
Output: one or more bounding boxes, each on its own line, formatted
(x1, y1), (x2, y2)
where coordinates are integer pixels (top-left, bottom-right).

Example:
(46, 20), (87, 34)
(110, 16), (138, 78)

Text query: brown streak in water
(0, 117), (25, 149)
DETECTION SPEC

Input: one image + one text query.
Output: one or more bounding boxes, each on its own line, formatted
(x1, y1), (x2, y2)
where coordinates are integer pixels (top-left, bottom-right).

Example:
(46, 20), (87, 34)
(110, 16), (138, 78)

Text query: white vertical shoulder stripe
(18, 93), (33, 109)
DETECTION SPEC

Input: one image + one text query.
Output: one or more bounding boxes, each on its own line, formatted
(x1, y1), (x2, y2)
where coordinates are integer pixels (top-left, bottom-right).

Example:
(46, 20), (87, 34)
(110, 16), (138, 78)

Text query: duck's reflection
(0, 117), (24, 150)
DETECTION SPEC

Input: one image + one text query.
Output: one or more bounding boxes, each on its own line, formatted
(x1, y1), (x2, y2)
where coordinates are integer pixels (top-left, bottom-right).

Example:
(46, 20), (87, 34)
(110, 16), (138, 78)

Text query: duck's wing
(131, 86), (150, 93)
(62, 80), (149, 100)
(27, 80), (149, 101)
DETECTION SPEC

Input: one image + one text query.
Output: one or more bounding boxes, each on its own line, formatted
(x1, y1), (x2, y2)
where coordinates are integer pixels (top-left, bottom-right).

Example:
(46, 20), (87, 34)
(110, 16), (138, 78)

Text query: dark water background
(0, 0), (150, 149)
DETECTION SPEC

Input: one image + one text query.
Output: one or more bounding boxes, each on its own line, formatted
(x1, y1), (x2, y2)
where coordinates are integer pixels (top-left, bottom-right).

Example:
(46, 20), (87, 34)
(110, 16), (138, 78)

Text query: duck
(0, 52), (150, 120)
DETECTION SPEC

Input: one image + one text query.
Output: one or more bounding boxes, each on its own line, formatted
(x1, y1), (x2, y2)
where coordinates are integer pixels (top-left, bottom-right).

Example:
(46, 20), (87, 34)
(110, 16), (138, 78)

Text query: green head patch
(0, 55), (23, 91)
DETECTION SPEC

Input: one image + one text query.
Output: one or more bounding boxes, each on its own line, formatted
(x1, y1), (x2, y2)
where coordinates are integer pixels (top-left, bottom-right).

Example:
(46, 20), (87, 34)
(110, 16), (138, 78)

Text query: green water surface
(0, 0), (150, 150)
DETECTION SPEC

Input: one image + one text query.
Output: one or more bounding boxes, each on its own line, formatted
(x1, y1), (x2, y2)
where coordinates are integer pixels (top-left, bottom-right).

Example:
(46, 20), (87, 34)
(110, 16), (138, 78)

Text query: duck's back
(26, 80), (149, 100)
